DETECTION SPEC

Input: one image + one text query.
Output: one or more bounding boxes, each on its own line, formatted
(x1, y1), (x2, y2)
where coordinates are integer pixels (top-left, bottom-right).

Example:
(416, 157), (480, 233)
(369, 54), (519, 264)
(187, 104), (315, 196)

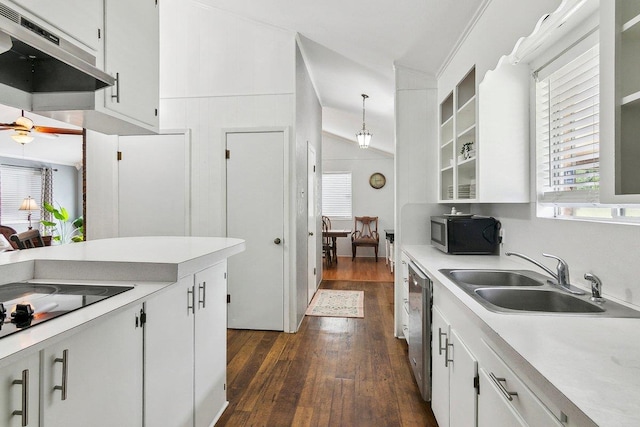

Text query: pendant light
(356, 94), (372, 149)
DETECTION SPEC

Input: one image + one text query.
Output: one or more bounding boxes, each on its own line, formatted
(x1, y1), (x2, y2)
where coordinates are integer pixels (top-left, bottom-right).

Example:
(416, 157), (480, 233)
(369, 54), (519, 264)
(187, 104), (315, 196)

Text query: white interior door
(226, 131), (285, 331)
(118, 133), (190, 237)
(308, 144), (317, 304)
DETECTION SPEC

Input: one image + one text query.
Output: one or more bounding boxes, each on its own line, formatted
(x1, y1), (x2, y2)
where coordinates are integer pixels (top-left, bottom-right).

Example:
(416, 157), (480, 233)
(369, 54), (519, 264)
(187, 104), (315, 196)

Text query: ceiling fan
(0, 111), (82, 145)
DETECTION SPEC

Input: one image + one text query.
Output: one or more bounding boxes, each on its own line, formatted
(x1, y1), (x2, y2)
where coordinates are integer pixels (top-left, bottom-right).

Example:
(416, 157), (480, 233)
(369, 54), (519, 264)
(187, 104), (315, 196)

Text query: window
(0, 165), (42, 227)
(536, 44), (600, 205)
(322, 172), (352, 219)
(535, 41), (640, 223)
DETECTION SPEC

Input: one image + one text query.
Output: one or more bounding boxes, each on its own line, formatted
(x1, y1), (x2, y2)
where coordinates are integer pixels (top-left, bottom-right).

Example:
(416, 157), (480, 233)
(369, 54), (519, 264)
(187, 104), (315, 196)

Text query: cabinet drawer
(480, 340), (563, 427)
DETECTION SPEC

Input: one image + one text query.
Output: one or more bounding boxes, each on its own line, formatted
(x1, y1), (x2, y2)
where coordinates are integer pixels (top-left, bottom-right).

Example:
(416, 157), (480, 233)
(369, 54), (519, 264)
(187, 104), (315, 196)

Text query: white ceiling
(198, 0), (487, 153)
(0, 1), (486, 162)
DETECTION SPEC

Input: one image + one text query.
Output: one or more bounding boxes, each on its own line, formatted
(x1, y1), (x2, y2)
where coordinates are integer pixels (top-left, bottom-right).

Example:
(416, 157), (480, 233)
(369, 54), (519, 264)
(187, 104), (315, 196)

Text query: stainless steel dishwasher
(408, 261), (432, 401)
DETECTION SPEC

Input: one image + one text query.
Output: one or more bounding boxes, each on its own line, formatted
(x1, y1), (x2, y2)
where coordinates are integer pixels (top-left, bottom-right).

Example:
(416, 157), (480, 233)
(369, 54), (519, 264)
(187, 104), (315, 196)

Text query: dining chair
(322, 216), (333, 265)
(351, 216), (379, 261)
(10, 229), (46, 250)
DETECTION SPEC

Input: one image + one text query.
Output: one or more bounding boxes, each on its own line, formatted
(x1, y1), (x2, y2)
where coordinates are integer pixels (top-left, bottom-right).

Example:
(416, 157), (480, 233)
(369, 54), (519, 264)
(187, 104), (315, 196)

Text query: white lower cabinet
(431, 306), (478, 427)
(477, 368), (526, 427)
(0, 304), (143, 427)
(0, 353), (39, 427)
(477, 341), (563, 427)
(42, 304), (144, 427)
(145, 261), (228, 427)
(431, 277), (566, 427)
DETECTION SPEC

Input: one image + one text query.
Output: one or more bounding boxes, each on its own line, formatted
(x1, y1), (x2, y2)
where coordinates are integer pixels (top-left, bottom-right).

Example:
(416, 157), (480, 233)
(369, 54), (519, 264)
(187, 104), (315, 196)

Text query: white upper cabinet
(5, 0), (102, 52)
(31, 0), (160, 135)
(600, 0), (640, 203)
(438, 63), (529, 204)
(101, 0), (159, 130)
(439, 68), (477, 202)
(477, 60), (530, 203)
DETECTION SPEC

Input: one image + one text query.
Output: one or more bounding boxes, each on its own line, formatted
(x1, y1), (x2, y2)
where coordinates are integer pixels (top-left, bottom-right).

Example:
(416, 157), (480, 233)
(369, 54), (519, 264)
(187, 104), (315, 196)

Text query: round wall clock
(369, 172), (386, 189)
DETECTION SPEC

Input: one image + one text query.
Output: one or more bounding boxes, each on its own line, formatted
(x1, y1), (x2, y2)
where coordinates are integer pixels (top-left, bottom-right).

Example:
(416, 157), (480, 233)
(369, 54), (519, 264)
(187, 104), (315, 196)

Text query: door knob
(274, 238), (282, 244)
(308, 232), (314, 236)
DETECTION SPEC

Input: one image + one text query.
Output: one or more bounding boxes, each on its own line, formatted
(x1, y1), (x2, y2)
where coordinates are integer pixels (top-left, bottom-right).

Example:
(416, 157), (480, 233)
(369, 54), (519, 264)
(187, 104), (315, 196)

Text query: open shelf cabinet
(439, 67), (477, 202)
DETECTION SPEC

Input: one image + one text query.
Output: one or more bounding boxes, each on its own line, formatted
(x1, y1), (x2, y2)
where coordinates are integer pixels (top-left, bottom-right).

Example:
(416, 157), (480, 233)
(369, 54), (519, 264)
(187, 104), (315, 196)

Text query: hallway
(218, 257), (437, 426)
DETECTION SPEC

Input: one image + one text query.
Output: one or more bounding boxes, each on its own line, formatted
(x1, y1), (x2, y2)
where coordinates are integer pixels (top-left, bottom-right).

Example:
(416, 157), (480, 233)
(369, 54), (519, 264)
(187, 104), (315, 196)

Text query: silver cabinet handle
(12, 369), (29, 426)
(489, 372), (518, 401)
(54, 349), (69, 400)
(438, 328), (447, 355)
(198, 281), (206, 309)
(444, 338), (454, 367)
(187, 286), (195, 314)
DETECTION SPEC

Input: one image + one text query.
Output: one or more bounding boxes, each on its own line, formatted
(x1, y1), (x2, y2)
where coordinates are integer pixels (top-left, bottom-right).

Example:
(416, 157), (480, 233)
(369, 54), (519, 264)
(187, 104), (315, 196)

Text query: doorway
(226, 130), (286, 331)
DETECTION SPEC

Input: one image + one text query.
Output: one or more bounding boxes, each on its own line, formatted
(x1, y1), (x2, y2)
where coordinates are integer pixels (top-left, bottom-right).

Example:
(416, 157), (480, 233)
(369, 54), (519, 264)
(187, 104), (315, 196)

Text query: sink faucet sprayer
(505, 252), (585, 295)
(584, 273), (605, 303)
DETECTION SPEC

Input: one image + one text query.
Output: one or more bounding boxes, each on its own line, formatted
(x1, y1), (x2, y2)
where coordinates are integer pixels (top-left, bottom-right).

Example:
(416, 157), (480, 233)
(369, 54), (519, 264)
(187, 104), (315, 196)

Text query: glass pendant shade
(356, 130), (372, 148)
(356, 93), (372, 148)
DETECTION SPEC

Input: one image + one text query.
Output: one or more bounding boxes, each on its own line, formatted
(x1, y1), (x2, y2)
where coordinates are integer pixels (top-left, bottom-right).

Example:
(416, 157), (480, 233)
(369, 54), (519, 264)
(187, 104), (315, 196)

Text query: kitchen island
(0, 236), (245, 427)
(403, 245), (640, 427)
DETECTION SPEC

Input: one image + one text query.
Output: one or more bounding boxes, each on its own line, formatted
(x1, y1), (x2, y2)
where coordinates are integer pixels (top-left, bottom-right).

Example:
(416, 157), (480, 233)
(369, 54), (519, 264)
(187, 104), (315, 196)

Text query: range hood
(0, 2), (114, 94)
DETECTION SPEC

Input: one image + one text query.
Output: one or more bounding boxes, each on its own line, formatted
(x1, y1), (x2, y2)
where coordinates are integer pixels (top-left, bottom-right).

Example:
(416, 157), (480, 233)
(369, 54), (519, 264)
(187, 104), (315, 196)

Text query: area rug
(305, 289), (364, 318)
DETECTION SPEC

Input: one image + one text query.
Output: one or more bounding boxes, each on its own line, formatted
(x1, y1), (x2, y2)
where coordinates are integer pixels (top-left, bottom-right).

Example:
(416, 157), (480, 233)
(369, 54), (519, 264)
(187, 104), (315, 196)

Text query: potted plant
(460, 142), (475, 160)
(41, 202), (84, 244)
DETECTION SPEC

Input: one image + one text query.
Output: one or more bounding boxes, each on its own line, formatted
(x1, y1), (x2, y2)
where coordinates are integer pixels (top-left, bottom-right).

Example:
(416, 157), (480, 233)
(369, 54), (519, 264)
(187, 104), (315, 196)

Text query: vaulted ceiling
(0, 1), (487, 162)
(197, 0), (487, 153)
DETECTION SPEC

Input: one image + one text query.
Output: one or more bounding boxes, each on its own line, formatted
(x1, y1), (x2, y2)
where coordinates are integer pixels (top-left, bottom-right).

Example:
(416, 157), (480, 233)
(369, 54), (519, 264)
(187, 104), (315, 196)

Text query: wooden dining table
(322, 229), (351, 263)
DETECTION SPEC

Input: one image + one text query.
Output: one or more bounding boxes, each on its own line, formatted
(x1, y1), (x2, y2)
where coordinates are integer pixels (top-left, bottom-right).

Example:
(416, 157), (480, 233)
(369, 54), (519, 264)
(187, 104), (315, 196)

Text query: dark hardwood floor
(217, 257), (437, 426)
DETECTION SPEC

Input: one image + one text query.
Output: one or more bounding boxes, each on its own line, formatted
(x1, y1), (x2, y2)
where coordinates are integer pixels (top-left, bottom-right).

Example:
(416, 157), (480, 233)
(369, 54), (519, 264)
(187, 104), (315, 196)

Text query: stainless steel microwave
(430, 216), (501, 255)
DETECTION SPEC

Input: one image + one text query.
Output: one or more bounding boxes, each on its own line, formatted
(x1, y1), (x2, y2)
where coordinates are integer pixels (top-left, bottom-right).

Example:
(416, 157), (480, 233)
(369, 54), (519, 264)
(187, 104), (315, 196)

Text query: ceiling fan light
(15, 116), (34, 130)
(11, 132), (34, 145)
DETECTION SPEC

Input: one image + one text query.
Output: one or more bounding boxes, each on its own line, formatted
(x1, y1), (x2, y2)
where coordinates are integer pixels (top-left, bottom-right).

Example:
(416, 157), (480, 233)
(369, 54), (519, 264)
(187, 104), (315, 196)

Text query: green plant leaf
(41, 220), (56, 227)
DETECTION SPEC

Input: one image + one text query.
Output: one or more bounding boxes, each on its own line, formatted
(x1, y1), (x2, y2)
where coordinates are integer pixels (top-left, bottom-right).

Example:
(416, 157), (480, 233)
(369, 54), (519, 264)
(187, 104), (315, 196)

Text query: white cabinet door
(477, 368), (527, 427)
(0, 353), (39, 427)
(41, 304), (143, 427)
(102, 0), (159, 128)
(5, 0), (102, 51)
(145, 276), (195, 427)
(194, 261), (228, 427)
(118, 133), (190, 237)
(449, 329), (478, 427)
(431, 306), (450, 427)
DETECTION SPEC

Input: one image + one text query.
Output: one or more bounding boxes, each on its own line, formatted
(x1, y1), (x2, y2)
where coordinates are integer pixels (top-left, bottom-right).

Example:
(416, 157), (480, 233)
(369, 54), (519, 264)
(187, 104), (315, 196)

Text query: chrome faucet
(505, 252), (585, 295)
(584, 273), (605, 303)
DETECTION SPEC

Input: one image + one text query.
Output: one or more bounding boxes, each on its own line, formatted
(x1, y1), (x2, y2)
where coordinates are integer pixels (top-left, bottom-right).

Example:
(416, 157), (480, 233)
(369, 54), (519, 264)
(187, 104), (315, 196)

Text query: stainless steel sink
(474, 288), (604, 313)
(447, 269), (545, 287)
(440, 269), (640, 318)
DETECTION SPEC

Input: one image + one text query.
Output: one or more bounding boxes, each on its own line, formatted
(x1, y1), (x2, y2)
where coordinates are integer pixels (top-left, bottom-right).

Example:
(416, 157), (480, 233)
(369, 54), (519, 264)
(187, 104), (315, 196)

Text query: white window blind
(536, 44), (600, 204)
(0, 165), (42, 226)
(322, 172), (352, 219)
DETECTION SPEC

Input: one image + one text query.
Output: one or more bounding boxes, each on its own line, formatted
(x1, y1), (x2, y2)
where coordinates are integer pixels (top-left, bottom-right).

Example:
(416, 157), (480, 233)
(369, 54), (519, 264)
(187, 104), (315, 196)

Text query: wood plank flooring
(217, 258), (437, 426)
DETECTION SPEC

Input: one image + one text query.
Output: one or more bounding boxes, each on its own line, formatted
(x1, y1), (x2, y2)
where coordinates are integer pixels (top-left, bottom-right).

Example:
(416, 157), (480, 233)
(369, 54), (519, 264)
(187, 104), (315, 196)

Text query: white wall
(159, 0), (296, 236)
(322, 132), (394, 259)
(437, 0), (640, 308)
(295, 42), (322, 327)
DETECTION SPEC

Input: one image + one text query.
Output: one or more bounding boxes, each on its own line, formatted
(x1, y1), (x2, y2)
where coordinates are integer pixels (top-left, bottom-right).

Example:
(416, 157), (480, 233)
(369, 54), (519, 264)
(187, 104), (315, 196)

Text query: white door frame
(221, 127), (291, 333)
(307, 143), (318, 304)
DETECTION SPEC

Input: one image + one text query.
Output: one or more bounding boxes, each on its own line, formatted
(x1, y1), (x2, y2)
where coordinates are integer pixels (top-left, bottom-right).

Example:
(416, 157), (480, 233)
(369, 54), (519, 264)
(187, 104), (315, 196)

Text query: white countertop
(0, 236), (245, 367)
(0, 236), (245, 265)
(403, 245), (640, 427)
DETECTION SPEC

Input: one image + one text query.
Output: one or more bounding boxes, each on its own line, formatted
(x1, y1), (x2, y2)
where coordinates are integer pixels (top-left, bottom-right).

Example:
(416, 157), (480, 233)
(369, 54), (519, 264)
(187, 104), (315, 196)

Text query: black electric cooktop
(0, 282), (133, 339)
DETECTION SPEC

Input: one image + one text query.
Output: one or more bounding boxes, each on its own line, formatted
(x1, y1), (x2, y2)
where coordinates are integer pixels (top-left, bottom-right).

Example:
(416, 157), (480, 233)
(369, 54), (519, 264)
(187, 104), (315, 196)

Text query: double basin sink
(440, 269), (640, 317)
